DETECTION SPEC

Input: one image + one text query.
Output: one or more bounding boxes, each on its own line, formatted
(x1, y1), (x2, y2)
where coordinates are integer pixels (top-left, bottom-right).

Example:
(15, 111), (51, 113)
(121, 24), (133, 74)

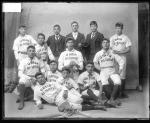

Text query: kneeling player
(93, 38), (124, 107)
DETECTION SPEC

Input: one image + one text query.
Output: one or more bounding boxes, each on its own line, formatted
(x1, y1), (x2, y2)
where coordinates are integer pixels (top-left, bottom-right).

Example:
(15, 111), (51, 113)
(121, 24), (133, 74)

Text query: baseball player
(58, 37), (84, 71)
(93, 38), (124, 107)
(13, 25), (37, 66)
(110, 22), (132, 98)
(60, 67), (80, 97)
(77, 61), (103, 105)
(34, 72), (83, 110)
(34, 72), (106, 112)
(36, 33), (55, 61)
(17, 45), (42, 110)
(45, 60), (63, 83)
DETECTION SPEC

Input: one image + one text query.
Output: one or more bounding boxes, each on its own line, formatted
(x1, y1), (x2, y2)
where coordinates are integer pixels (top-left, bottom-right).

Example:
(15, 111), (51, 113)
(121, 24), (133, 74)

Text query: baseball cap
(61, 66), (71, 73)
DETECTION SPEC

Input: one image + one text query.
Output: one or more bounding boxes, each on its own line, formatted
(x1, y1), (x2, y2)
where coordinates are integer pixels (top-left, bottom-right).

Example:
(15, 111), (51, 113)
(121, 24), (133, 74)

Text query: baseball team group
(12, 20), (132, 115)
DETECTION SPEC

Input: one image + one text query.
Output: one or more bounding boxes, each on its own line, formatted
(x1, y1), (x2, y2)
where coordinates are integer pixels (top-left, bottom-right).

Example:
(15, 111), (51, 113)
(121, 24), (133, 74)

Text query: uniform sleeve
(95, 72), (101, 82)
(125, 36), (132, 48)
(34, 87), (42, 105)
(70, 79), (79, 89)
(78, 52), (84, 70)
(18, 60), (31, 79)
(110, 36), (114, 49)
(47, 47), (55, 60)
(93, 52), (99, 63)
(114, 54), (125, 70)
(77, 73), (84, 85)
(29, 35), (38, 46)
(58, 52), (64, 70)
(12, 38), (19, 60)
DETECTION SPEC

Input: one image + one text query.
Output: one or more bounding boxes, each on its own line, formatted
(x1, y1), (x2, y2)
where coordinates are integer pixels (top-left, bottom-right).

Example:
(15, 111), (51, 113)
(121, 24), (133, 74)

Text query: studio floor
(3, 78), (149, 120)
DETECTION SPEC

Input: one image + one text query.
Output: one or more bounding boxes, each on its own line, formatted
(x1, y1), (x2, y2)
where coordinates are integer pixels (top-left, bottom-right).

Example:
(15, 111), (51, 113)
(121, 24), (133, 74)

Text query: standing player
(58, 37), (84, 71)
(93, 38), (124, 107)
(77, 61), (103, 105)
(110, 22), (132, 98)
(84, 21), (104, 61)
(45, 60), (63, 83)
(36, 33), (55, 61)
(47, 25), (66, 61)
(13, 25), (37, 66)
(66, 21), (85, 59)
(17, 45), (42, 110)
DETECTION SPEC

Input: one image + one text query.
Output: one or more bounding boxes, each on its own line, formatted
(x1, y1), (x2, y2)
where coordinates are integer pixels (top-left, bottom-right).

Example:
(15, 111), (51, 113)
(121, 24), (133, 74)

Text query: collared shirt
(72, 32), (78, 40)
(91, 32), (96, 39)
(55, 35), (60, 40)
(58, 48), (84, 70)
(110, 34), (132, 52)
(93, 49), (124, 70)
(77, 71), (101, 89)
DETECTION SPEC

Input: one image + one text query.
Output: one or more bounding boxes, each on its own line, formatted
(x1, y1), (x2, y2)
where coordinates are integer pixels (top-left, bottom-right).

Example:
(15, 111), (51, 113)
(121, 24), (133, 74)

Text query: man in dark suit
(66, 21), (86, 60)
(47, 25), (66, 61)
(84, 21), (104, 61)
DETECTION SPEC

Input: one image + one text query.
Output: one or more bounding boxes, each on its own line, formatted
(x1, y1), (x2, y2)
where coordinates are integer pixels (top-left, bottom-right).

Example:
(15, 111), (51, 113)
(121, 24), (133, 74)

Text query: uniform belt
(100, 66), (114, 69)
(18, 51), (27, 54)
(27, 75), (35, 78)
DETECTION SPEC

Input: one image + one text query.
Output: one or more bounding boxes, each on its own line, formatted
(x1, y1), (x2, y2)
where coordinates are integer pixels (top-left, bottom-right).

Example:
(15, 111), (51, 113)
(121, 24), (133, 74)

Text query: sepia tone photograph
(3, 2), (149, 119)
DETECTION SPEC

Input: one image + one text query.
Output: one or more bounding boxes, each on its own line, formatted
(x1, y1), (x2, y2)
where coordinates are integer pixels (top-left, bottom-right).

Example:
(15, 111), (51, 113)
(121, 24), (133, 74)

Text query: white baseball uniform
(35, 43), (55, 61)
(59, 77), (81, 98)
(18, 56), (41, 88)
(40, 60), (50, 77)
(46, 70), (63, 84)
(77, 71), (101, 96)
(58, 48), (84, 71)
(13, 34), (37, 65)
(110, 34), (132, 79)
(93, 49), (124, 85)
(34, 81), (82, 110)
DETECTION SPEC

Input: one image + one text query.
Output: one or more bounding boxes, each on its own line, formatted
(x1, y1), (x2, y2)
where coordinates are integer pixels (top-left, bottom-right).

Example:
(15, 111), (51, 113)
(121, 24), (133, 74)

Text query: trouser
(102, 84), (119, 100)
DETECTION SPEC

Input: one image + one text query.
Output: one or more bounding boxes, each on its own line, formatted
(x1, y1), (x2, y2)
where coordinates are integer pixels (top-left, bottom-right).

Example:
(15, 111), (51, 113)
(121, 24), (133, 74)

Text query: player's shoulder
(110, 34), (117, 39)
(79, 71), (88, 77)
(56, 70), (62, 76)
(95, 50), (103, 56)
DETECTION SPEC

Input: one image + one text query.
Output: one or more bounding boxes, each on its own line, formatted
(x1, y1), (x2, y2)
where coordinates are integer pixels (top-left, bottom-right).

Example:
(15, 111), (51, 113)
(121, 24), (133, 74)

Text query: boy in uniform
(58, 37), (84, 71)
(93, 38), (124, 107)
(110, 22), (132, 98)
(13, 25), (37, 66)
(17, 45), (42, 110)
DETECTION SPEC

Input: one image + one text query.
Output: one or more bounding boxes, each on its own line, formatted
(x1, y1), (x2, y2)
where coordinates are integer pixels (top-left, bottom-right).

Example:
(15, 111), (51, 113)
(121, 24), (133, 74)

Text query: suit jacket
(46, 35), (66, 57)
(66, 32), (85, 51)
(85, 31), (104, 60)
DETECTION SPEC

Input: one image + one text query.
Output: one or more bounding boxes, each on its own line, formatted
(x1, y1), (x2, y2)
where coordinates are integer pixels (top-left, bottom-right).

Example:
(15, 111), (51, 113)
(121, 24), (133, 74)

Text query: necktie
(91, 33), (95, 39)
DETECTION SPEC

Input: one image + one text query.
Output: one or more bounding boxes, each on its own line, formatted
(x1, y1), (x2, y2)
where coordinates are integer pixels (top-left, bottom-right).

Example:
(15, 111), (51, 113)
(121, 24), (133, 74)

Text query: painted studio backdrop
(4, 3), (138, 89)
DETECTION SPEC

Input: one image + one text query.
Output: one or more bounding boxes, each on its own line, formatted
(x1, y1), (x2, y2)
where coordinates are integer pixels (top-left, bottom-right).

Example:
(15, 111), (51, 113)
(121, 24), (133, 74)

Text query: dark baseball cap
(65, 37), (74, 43)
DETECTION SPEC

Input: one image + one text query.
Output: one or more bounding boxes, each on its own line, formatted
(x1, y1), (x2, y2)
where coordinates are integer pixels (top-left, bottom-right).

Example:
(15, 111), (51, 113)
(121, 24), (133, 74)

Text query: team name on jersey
(26, 61), (39, 69)
(98, 54), (113, 63)
(114, 40), (126, 46)
(20, 39), (31, 46)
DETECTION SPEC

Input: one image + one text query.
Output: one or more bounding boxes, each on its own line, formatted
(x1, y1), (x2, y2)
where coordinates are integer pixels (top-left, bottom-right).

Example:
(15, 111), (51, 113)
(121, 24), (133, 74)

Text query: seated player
(35, 33), (55, 61)
(34, 72), (106, 113)
(17, 45), (42, 110)
(45, 60), (63, 83)
(93, 38), (124, 107)
(77, 61), (103, 105)
(60, 67), (80, 97)
(58, 37), (84, 71)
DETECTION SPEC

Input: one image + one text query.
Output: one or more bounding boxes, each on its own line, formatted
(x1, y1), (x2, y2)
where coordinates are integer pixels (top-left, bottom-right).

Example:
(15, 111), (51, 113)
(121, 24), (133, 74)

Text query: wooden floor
(4, 81), (149, 119)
